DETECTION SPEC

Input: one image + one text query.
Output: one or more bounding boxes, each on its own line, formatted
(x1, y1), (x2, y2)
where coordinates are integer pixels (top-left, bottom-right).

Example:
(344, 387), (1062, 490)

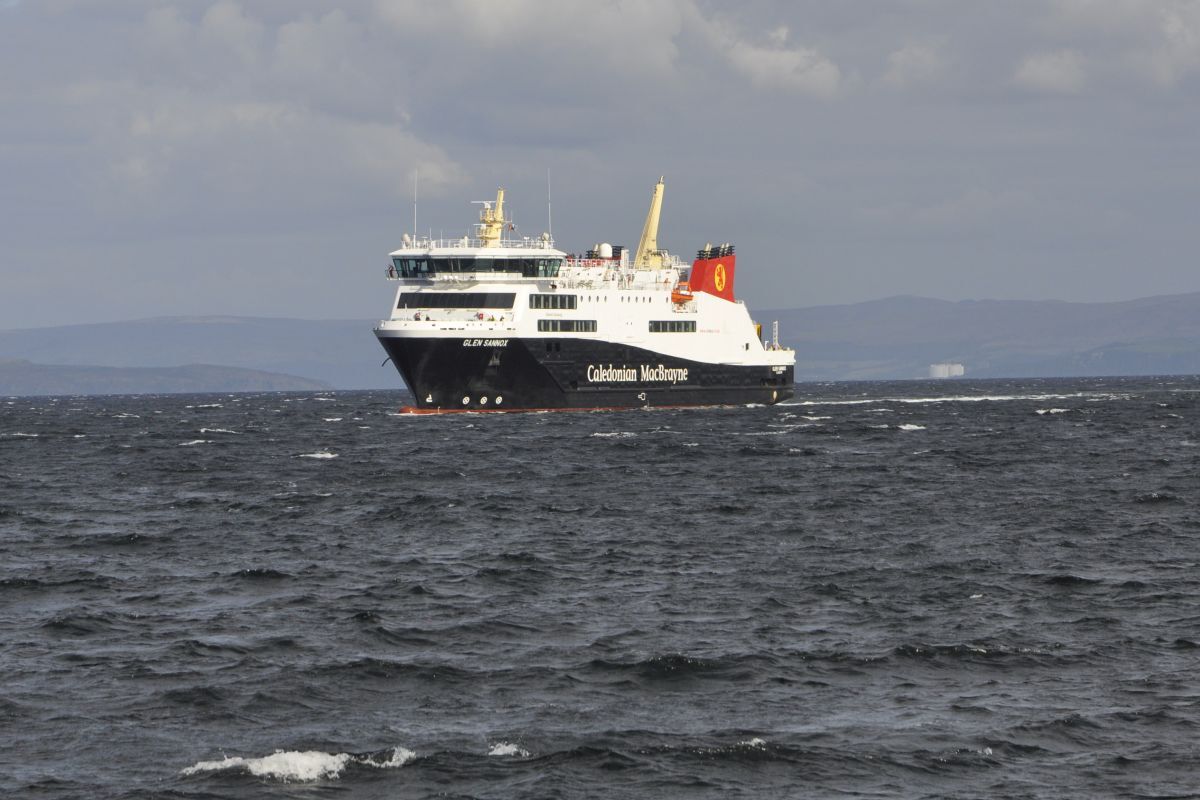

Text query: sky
(2, 0), (1199, 329)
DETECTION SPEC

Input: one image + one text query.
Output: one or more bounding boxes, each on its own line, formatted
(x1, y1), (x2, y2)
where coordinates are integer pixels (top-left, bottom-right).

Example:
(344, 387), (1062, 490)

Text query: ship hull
(375, 333), (794, 411)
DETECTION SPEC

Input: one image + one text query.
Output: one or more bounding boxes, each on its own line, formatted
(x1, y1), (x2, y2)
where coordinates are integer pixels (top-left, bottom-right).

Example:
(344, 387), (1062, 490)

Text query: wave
(40, 612), (119, 636)
(233, 567), (292, 580)
(1043, 573), (1102, 587)
(311, 656), (476, 685)
(1134, 491), (1179, 504)
(181, 746), (415, 782)
(792, 391), (1120, 407)
(298, 451), (338, 459)
(488, 741), (531, 757)
(585, 652), (770, 682)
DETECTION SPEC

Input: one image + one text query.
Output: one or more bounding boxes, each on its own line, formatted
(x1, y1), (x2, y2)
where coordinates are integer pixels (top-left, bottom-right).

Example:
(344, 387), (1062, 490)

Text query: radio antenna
(546, 168), (553, 239)
(411, 170), (418, 237)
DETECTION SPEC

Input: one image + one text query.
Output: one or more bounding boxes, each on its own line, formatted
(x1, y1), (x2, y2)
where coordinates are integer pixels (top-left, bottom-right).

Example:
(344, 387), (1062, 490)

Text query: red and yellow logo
(713, 263), (727, 293)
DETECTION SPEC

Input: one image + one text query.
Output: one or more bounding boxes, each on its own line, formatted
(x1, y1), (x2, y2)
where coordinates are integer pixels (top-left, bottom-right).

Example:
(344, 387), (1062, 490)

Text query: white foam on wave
(181, 746), (416, 782)
(897, 423), (926, 431)
(590, 431), (636, 438)
(488, 742), (530, 757)
(4, 432), (39, 437)
(200, 428), (239, 434)
(299, 452), (338, 459)
(1035, 408), (1069, 415)
(738, 737), (767, 748)
(179, 440), (210, 446)
(323, 417), (343, 422)
(795, 392), (1118, 407)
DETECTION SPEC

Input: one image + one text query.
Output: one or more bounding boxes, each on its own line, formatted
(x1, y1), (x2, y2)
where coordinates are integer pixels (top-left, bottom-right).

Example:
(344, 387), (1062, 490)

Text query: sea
(2, 377), (1198, 799)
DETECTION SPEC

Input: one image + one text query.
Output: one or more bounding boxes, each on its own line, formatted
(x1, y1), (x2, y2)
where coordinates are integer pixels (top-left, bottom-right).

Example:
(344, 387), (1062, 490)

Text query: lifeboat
(671, 281), (694, 304)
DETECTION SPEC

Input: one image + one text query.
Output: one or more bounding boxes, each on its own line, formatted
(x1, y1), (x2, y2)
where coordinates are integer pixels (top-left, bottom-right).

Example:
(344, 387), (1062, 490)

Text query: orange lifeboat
(671, 281), (694, 304)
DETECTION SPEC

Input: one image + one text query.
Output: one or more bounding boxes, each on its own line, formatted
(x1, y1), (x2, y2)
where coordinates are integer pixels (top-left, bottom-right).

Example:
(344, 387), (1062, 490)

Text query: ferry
(374, 178), (795, 411)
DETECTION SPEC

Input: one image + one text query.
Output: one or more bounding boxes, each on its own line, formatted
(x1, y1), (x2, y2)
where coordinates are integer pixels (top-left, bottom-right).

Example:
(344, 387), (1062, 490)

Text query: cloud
(3, 0), (1200, 329)
(1044, 0), (1200, 87)
(373, 0), (684, 83)
(1141, 4), (1200, 86)
(1014, 49), (1087, 93)
(9, 3), (464, 234)
(882, 43), (945, 89)
(692, 14), (841, 96)
(106, 90), (462, 217)
(198, 0), (264, 65)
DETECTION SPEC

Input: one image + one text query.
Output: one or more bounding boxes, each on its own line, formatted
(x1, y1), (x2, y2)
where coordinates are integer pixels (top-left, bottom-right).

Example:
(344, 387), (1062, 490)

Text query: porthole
(462, 396), (470, 405)
(496, 396), (504, 405)
(480, 397), (489, 405)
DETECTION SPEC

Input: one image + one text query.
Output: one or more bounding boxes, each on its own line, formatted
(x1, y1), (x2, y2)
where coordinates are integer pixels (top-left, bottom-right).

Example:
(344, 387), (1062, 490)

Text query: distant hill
(0, 316), (393, 389)
(764, 292), (1200, 379)
(2, 292), (1199, 390)
(0, 359), (330, 397)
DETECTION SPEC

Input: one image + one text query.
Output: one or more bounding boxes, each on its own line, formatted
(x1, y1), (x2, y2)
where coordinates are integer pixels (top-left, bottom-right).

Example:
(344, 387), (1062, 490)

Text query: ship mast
(633, 177), (666, 268)
(477, 187), (507, 248)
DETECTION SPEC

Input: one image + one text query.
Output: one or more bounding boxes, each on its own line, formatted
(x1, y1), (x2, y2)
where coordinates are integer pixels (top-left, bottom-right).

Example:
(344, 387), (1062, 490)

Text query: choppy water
(2, 377), (1198, 799)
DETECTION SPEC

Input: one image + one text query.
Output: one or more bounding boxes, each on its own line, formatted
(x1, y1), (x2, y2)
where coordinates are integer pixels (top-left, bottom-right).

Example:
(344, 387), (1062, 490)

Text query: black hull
(375, 333), (794, 410)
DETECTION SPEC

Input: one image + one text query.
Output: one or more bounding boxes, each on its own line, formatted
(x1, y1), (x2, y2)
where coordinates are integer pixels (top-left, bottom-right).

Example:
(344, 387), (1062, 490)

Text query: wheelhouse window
(649, 320), (697, 333)
(397, 292), (516, 309)
(529, 294), (577, 310)
(537, 319), (597, 333)
(391, 257), (562, 278)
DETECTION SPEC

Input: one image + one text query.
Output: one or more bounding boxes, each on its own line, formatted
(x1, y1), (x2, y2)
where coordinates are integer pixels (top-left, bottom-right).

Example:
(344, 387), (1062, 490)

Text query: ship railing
(397, 309), (516, 325)
(564, 257), (620, 269)
(393, 235), (557, 251)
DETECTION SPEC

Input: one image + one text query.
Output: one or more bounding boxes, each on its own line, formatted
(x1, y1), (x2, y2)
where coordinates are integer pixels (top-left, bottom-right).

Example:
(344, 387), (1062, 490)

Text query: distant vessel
(930, 362), (966, 378)
(374, 178), (795, 411)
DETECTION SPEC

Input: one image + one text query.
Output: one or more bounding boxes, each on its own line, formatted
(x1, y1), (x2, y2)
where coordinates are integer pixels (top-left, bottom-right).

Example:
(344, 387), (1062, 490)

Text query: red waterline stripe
(396, 403), (730, 415)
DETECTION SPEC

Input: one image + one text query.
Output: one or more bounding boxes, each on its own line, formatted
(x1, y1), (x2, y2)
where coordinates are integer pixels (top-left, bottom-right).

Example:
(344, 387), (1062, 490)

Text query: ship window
(529, 294), (577, 310)
(392, 257), (563, 277)
(537, 319), (597, 333)
(649, 320), (696, 333)
(392, 257), (434, 277)
(397, 292), (516, 309)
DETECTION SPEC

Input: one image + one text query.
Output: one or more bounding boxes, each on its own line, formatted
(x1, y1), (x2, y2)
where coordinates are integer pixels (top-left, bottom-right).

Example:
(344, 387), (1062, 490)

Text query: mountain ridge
(2, 291), (1199, 388)
(0, 360), (331, 397)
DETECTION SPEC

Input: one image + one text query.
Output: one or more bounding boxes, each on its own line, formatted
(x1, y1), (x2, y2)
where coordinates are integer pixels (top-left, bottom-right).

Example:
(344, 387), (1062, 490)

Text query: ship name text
(586, 364), (690, 384)
(462, 339), (510, 347)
